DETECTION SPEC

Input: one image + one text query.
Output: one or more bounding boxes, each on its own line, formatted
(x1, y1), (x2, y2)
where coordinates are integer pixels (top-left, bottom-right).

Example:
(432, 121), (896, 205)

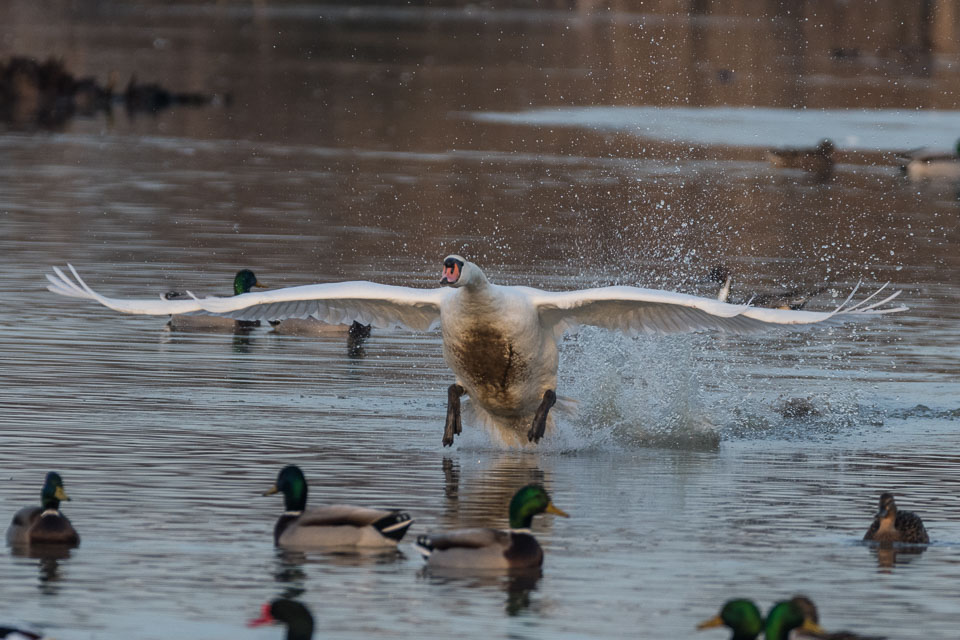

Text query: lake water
(2, 2), (960, 638)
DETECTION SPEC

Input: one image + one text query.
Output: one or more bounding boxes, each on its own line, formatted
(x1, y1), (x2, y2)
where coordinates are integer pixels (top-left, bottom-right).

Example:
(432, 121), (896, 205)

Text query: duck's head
(41, 471), (70, 511)
(788, 595), (819, 626)
(696, 599), (763, 639)
(875, 492), (898, 521)
(248, 599), (314, 639)
(764, 599), (826, 640)
(234, 269), (266, 296)
(440, 255), (486, 288)
(264, 465), (308, 512)
(508, 484), (569, 530)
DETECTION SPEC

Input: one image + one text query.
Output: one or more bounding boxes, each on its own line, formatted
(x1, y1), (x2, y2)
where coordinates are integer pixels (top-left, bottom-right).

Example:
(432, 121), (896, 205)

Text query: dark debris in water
(0, 55), (227, 130)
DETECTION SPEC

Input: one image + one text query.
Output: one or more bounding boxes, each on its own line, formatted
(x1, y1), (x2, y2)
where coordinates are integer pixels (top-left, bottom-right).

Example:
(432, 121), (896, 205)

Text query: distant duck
(863, 492), (929, 544)
(0, 625), (51, 640)
(789, 595), (887, 640)
(167, 269), (265, 331)
(248, 599), (313, 640)
(705, 265), (828, 310)
(6, 472), (80, 547)
(414, 484), (568, 570)
(764, 599), (828, 640)
(263, 465), (413, 549)
(899, 139), (960, 181)
(766, 139), (835, 181)
(696, 599), (764, 640)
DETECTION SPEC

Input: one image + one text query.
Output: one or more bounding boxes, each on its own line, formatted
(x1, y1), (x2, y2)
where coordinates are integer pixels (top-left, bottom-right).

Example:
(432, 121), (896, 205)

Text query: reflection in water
(8, 544), (73, 595)
(439, 453), (548, 530)
(868, 543), (928, 570)
(419, 568), (542, 617)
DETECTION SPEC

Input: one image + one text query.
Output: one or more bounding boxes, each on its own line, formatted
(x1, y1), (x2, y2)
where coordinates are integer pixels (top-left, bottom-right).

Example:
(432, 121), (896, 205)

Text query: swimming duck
(696, 599), (764, 640)
(862, 492), (929, 544)
(0, 626), (50, 640)
(248, 599), (313, 640)
(705, 265), (828, 310)
(6, 472), (80, 547)
(789, 596), (886, 640)
(166, 269), (265, 331)
(414, 484), (568, 570)
(263, 465), (413, 549)
(766, 139), (835, 181)
(764, 599), (827, 640)
(46, 257), (906, 447)
(899, 139), (960, 181)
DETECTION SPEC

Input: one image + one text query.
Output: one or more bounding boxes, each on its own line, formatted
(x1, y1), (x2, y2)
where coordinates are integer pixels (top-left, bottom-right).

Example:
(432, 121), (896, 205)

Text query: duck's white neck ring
(283, 510), (303, 517)
(40, 509), (61, 518)
(509, 527), (532, 534)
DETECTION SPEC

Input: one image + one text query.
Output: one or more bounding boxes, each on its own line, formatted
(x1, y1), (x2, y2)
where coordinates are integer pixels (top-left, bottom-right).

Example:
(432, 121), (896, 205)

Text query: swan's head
(440, 255), (475, 287)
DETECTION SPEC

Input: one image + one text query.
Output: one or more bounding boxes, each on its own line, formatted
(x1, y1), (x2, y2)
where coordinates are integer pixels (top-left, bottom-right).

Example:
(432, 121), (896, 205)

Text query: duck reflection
(419, 567), (542, 617)
(8, 544), (73, 595)
(867, 542), (928, 570)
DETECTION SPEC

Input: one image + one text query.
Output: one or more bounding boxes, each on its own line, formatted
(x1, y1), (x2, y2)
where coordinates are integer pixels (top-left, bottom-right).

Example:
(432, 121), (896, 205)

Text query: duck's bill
(696, 615), (724, 630)
(54, 486), (71, 501)
(262, 485), (279, 496)
(800, 618), (827, 635)
(545, 502), (569, 518)
(440, 263), (460, 285)
(247, 603), (275, 627)
(255, 281), (267, 288)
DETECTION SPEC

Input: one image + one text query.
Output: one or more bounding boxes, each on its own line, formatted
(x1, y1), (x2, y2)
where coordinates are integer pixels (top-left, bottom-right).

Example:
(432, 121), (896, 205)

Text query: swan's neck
(717, 276), (731, 302)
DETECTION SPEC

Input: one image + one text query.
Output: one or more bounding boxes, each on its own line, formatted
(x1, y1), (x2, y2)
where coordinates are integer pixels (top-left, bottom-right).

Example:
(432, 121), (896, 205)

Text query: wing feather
(533, 284), (906, 336)
(47, 265), (446, 331)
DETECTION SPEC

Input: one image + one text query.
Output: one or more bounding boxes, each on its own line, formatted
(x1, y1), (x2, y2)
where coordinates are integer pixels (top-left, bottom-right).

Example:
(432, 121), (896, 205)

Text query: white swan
(46, 256), (906, 446)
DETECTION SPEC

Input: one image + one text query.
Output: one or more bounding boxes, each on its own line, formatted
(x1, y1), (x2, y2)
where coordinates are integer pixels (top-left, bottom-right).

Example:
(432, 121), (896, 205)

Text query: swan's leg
(443, 383), (466, 447)
(527, 389), (557, 443)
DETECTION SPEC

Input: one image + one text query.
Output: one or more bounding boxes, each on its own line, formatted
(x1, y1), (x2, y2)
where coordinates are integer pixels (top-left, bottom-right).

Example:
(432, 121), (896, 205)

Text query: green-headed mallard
(248, 599), (313, 640)
(263, 465), (412, 549)
(789, 596), (886, 640)
(704, 265), (827, 310)
(6, 472), (80, 547)
(863, 492), (928, 544)
(414, 484), (568, 569)
(167, 269), (265, 331)
(764, 599), (827, 640)
(696, 599), (764, 640)
(900, 139), (960, 181)
(766, 139), (834, 181)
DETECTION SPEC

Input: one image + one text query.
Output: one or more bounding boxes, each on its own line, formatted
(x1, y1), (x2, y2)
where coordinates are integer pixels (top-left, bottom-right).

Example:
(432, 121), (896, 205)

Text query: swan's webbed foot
(443, 383), (466, 447)
(527, 389), (557, 443)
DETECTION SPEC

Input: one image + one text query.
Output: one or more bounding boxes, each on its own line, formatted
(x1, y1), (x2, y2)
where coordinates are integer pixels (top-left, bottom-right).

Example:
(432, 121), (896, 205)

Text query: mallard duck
(899, 139), (960, 181)
(704, 265), (828, 310)
(414, 484), (568, 569)
(248, 599), (313, 640)
(764, 599), (827, 640)
(789, 596), (886, 640)
(47, 257), (905, 447)
(0, 625), (50, 639)
(863, 492), (929, 544)
(6, 472), (80, 547)
(696, 599), (764, 640)
(167, 269), (265, 331)
(766, 139), (835, 180)
(263, 465), (412, 549)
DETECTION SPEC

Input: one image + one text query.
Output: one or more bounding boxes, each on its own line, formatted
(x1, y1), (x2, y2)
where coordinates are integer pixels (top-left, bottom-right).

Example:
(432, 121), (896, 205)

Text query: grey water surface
(2, 2), (960, 639)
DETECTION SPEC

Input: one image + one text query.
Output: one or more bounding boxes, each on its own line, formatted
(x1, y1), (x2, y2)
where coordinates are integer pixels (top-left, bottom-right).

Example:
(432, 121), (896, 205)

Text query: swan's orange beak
(247, 603), (275, 627)
(440, 262), (460, 285)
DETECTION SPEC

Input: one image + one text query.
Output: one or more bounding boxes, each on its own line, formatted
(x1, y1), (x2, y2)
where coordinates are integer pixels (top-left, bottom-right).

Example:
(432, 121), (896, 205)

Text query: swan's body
(47, 256), (906, 446)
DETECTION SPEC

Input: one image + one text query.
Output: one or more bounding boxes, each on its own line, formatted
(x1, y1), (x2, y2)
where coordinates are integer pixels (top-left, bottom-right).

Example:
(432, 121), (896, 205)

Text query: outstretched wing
(531, 282), (906, 337)
(47, 264), (446, 331)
